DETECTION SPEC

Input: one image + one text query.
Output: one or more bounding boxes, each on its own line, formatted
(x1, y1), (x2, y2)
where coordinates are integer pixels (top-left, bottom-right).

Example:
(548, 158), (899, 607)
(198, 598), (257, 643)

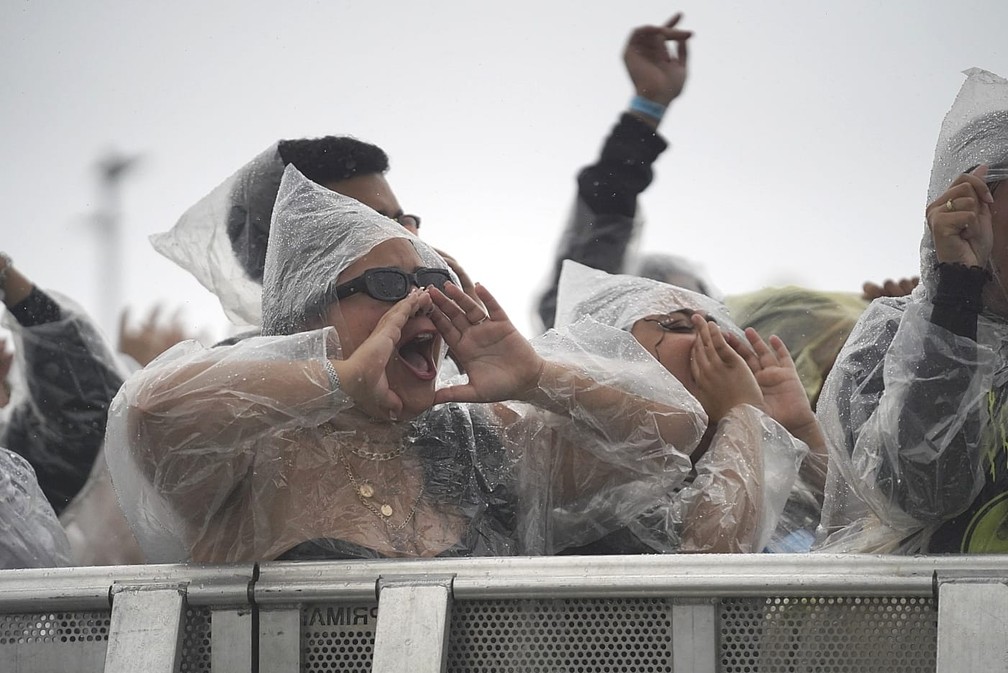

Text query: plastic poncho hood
(920, 68), (1008, 295)
(555, 259), (739, 337)
(553, 261), (807, 553)
(815, 67), (1008, 553)
(260, 165), (454, 337)
(150, 144), (284, 327)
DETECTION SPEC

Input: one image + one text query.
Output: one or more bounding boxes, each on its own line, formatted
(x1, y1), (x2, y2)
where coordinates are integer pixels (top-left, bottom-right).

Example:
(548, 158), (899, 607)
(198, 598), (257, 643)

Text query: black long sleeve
(536, 114), (668, 330)
(2, 290), (124, 513)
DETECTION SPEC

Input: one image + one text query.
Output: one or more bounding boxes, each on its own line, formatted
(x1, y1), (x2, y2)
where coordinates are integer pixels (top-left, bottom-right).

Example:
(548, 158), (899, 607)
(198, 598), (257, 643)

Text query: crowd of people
(1, 12), (1006, 568)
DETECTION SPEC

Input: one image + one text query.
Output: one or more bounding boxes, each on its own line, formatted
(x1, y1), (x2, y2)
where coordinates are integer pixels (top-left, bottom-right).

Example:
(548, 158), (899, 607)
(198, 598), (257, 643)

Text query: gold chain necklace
(338, 450), (424, 532)
(350, 443), (407, 461)
(320, 422), (408, 461)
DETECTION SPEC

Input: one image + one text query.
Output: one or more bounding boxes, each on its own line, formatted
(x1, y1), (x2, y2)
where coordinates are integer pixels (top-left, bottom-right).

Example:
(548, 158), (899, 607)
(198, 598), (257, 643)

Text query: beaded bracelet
(323, 358), (341, 394)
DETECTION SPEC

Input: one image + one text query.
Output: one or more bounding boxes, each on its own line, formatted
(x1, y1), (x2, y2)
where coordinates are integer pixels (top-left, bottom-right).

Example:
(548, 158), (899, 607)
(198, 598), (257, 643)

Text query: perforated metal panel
(179, 606), (212, 672)
(0, 610), (110, 671)
(446, 597), (674, 672)
(719, 596), (937, 673)
(0, 610), (110, 645)
(301, 603), (378, 672)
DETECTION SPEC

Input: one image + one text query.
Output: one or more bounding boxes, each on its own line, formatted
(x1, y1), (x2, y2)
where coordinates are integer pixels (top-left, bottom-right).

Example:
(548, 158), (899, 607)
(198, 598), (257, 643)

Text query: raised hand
(119, 305), (191, 366)
(433, 247), (486, 314)
(623, 13), (692, 107)
(861, 277), (919, 301)
(727, 326), (828, 493)
(429, 282), (544, 405)
(339, 289), (433, 421)
(926, 165), (995, 268)
(689, 314), (763, 423)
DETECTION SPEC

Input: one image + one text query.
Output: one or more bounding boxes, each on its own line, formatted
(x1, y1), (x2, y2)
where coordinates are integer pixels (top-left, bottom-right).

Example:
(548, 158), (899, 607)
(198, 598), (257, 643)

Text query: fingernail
(389, 411), (398, 421)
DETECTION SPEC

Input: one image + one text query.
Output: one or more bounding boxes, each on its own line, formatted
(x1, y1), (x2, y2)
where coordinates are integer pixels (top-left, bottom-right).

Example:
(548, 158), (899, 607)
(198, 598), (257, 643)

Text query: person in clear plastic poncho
(815, 68), (1008, 553)
(105, 165), (702, 562)
(554, 260), (816, 553)
(149, 136), (476, 335)
(0, 447), (72, 568)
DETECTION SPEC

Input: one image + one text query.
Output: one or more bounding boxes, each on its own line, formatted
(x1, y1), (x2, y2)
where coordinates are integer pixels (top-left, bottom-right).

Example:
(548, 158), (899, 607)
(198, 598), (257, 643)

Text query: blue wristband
(629, 95), (666, 122)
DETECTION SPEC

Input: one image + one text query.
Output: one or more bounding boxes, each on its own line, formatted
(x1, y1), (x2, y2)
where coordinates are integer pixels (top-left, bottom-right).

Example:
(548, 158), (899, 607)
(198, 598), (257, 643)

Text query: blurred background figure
(0, 250), (198, 565)
(118, 305), (197, 368)
(59, 302), (196, 565)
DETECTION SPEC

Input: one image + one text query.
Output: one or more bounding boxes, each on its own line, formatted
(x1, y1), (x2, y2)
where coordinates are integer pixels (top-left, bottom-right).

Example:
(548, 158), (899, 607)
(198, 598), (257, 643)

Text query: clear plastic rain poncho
(816, 68), (1008, 553)
(106, 165), (699, 562)
(0, 293), (125, 515)
(0, 447), (71, 568)
(554, 260), (808, 553)
(149, 144), (284, 327)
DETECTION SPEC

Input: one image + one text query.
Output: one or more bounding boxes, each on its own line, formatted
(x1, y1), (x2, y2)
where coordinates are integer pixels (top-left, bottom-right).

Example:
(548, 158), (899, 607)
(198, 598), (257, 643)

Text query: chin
(392, 384), (438, 421)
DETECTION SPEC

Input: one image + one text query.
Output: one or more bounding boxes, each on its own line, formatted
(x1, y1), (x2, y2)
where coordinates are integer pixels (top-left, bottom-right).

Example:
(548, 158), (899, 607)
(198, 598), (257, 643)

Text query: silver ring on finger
(946, 199), (956, 212)
(470, 312), (489, 325)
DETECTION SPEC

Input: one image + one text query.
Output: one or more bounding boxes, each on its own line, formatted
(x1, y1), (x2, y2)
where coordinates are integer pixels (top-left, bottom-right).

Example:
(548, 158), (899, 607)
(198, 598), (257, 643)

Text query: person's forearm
(521, 360), (704, 456)
(929, 262), (986, 340)
(835, 303), (990, 525)
(535, 113), (669, 332)
(679, 432), (763, 553)
(578, 113), (668, 217)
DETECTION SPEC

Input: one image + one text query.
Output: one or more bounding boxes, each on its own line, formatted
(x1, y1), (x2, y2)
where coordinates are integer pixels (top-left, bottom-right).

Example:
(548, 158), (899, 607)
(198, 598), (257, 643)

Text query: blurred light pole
(91, 151), (140, 339)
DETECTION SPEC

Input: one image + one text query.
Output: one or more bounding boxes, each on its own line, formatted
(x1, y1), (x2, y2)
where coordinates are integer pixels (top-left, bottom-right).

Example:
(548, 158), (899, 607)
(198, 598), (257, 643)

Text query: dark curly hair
(278, 136), (389, 184)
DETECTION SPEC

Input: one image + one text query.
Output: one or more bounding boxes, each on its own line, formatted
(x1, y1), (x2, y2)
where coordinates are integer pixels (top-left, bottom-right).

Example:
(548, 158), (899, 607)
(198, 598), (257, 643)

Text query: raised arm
(536, 15), (690, 330)
(0, 256), (125, 513)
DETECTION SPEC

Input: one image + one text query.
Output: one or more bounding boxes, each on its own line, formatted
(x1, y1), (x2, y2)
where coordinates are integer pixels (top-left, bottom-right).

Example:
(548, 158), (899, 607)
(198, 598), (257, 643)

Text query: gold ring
(946, 199), (956, 212)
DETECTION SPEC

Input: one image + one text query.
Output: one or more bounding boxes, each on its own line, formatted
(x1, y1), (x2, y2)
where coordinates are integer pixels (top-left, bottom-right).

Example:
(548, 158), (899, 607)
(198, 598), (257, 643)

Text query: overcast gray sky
(2, 0), (1006, 341)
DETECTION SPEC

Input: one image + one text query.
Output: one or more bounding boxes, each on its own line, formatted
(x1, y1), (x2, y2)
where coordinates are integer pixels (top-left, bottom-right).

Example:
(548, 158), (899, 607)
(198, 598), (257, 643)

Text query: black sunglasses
(333, 267), (452, 302)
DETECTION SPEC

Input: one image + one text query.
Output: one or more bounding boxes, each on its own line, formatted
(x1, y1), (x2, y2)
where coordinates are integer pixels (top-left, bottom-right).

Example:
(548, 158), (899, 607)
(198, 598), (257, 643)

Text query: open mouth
(397, 331), (438, 380)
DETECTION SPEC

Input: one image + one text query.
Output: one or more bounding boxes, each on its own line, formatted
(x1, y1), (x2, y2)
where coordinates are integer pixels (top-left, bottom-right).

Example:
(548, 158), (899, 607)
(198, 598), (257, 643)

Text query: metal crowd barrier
(1, 554), (1007, 672)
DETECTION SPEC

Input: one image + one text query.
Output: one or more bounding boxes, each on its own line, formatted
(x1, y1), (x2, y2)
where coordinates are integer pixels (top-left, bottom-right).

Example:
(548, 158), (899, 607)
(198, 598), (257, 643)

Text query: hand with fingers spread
(433, 247), (486, 315)
(429, 281), (545, 405)
(728, 327), (828, 493)
(726, 328), (816, 435)
(926, 165), (995, 269)
(119, 305), (191, 367)
(337, 288), (434, 421)
(688, 314), (763, 423)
